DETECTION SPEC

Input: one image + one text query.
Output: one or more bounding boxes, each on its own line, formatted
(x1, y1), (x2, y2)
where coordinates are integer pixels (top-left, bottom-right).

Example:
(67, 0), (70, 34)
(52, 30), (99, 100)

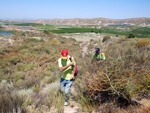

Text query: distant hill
(34, 18), (150, 26)
(1, 18), (150, 26)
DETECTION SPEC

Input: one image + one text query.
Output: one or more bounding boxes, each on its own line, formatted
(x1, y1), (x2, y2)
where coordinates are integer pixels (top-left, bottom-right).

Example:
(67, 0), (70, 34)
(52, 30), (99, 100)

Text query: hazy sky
(0, 0), (150, 20)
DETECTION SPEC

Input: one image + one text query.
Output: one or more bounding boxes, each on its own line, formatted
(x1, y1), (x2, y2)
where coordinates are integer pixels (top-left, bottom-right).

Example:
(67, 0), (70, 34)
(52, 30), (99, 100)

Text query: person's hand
(70, 74), (74, 79)
(69, 62), (74, 66)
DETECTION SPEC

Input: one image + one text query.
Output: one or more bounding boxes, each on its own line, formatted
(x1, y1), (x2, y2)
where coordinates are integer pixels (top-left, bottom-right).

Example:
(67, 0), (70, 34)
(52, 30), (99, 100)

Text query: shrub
(70, 37), (76, 41)
(17, 89), (33, 108)
(27, 38), (44, 42)
(102, 35), (111, 43)
(83, 41), (150, 107)
(136, 39), (150, 48)
(12, 71), (24, 82)
(15, 79), (24, 87)
(49, 39), (60, 46)
(60, 41), (65, 44)
(45, 49), (49, 54)
(32, 84), (40, 93)
(19, 49), (30, 54)
(16, 63), (36, 71)
(0, 90), (26, 113)
(0, 55), (5, 59)
(43, 30), (49, 34)
(128, 32), (136, 38)
(41, 75), (57, 85)
(90, 39), (94, 42)
(23, 76), (40, 89)
(9, 56), (20, 65)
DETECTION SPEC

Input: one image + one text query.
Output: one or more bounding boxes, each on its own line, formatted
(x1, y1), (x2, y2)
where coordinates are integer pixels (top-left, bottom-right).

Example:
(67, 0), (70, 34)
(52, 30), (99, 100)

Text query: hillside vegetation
(0, 31), (150, 113)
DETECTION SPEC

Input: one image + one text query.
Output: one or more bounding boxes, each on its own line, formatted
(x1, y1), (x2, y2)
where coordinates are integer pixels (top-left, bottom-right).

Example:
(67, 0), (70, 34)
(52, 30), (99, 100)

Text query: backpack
(69, 56), (78, 76)
(95, 52), (103, 60)
(100, 52), (103, 56)
(95, 52), (103, 57)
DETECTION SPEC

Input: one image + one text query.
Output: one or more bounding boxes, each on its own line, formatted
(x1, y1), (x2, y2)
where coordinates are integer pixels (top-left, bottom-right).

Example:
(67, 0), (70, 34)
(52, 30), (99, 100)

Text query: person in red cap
(58, 49), (76, 106)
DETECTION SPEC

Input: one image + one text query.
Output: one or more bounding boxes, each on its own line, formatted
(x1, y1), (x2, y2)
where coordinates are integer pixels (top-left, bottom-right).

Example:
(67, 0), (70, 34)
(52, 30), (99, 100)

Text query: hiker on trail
(92, 48), (105, 63)
(58, 49), (76, 106)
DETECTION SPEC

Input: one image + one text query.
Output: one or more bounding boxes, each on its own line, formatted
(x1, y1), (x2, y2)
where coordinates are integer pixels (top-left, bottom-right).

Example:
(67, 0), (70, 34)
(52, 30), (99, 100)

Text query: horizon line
(0, 17), (150, 21)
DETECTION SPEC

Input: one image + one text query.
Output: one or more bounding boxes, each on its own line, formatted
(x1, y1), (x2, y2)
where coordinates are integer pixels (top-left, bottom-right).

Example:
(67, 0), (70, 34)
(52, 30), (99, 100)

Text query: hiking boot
(64, 102), (68, 106)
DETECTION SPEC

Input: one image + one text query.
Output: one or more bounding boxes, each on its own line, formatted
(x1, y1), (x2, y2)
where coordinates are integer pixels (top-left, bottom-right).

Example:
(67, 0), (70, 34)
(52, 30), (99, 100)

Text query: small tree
(43, 30), (49, 35)
(128, 32), (136, 38)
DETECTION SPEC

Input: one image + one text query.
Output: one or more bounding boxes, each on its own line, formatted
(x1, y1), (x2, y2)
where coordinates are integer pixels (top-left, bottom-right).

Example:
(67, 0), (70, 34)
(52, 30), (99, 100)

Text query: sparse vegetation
(0, 23), (150, 112)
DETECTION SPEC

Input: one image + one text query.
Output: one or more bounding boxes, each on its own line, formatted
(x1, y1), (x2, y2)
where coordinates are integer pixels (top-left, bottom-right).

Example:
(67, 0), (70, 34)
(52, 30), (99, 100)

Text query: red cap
(61, 49), (68, 58)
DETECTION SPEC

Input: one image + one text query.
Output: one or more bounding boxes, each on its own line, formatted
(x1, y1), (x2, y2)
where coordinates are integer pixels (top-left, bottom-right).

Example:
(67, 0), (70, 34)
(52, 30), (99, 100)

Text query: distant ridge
(1, 18), (150, 26)
(34, 18), (150, 26)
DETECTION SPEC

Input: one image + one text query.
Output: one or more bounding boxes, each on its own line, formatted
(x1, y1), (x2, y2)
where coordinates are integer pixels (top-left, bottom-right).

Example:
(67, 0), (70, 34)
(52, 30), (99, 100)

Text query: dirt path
(64, 104), (78, 113)
(64, 85), (79, 113)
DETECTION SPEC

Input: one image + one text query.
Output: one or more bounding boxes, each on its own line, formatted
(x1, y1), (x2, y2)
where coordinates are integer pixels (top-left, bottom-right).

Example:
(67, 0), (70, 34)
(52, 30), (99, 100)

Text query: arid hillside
(34, 18), (150, 26)
(1, 18), (150, 26)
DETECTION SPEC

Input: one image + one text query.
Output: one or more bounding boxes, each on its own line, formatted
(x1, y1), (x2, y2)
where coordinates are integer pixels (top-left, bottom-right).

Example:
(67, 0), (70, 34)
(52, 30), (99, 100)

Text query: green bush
(9, 56), (20, 65)
(45, 49), (49, 54)
(60, 41), (65, 44)
(16, 63), (36, 71)
(15, 79), (24, 87)
(43, 30), (49, 34)
(19, 49), (31, 54)
(27, 38), (44, 42)
(128, 32), (136, 38)
(12, 71), (24, 82)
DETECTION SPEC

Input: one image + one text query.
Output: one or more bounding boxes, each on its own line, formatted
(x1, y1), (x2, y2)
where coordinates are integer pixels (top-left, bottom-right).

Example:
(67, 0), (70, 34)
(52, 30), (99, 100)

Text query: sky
(0, 0), (150, 20)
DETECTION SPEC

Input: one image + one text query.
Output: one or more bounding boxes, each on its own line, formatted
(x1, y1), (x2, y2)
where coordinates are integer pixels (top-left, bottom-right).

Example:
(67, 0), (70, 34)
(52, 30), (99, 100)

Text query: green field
(47, 27), (100, 33)
(45, 26), (150, 38)
(13, 23), (43, 26)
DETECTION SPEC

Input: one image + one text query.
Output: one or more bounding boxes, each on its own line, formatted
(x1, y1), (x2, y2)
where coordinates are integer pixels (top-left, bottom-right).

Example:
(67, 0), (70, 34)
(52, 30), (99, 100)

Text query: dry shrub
(92, 103), (118, 113)
(117, 36), (127, 43)
(84, 40), (150, 107)
(92, 100), (150, 113)
(0, 55), (5, 59)
(0, 90), (26, 113)
(49, 39), (60, 46)
(135, 69), (150, 94)
(23, 75), (40, 89)
(102, 35), (111, 43)
(119, 36), (127, 39)
(136, 38), (150, 48)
